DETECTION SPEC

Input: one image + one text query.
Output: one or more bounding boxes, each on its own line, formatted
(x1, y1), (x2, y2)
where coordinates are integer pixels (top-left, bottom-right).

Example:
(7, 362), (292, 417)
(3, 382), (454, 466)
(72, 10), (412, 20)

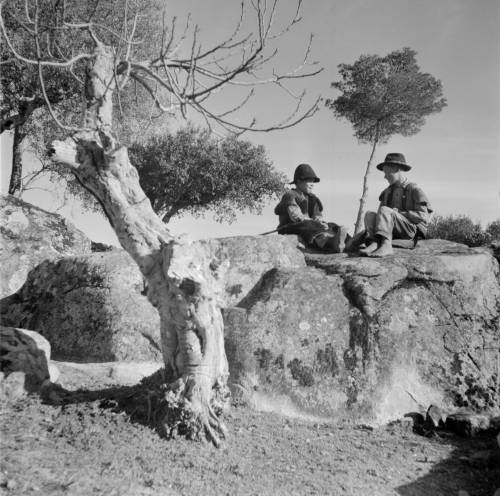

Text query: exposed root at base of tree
(154, 375), (230, 447)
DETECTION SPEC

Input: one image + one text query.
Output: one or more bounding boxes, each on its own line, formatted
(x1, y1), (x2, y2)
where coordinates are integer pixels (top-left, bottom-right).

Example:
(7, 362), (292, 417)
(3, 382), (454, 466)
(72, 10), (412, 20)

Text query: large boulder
(0, 194), (91, 297)
(0, 251), (162, 362)
(223, 240), (500, 422)
(200, 234), (306, 306)
(0, 235), (305, 362)
(0, 326), (57, 401)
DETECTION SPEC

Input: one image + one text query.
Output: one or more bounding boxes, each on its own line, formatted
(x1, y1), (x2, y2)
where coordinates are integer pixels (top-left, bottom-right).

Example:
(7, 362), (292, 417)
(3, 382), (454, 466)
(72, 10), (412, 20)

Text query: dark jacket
(274, 189), (323, 228)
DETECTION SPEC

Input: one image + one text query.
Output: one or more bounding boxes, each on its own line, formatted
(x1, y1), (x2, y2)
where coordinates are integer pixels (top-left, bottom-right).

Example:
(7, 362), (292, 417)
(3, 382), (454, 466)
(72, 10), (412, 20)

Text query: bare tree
(0, 0), (321, 445)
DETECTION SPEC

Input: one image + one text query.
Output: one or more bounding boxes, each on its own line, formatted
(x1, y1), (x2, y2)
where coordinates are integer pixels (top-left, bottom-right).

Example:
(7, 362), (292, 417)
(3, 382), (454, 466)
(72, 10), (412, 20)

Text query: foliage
(427, 214), (500, 247)
(324, 47), (447, 234)
(17, 108), (103, 212)
(486, 218), (500, 240)
(1, 0), (170, 198)
(325, 47), (447, 144)
(129, 126), (286, 223)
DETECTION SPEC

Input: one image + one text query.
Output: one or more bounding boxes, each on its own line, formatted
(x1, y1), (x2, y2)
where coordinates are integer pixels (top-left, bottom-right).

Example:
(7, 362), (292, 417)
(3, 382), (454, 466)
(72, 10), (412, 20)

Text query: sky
(1, 0), (499, 245)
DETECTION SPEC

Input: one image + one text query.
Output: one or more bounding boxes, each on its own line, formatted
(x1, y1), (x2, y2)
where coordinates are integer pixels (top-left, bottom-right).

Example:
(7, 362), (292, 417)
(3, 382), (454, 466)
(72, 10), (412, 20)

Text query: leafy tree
(129, 126), (285, 223)
(325, 47), (447, 233)
(0, 6), (81, 195)
(0, 0), (170, 199)
(1, 0), (321, 445)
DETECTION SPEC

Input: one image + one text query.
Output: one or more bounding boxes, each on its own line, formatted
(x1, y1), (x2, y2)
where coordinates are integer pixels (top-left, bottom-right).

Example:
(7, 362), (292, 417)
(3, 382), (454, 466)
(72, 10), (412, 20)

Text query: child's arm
(287, 203), (309, 222)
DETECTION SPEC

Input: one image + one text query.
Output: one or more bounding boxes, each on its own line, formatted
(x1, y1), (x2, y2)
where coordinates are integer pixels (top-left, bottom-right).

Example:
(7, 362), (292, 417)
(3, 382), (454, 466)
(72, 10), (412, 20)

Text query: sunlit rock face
(0, 194), (91, 298)
(224, 239), (500, 422)
(1, 231), (305, 362)
(0, 251), (162, 362)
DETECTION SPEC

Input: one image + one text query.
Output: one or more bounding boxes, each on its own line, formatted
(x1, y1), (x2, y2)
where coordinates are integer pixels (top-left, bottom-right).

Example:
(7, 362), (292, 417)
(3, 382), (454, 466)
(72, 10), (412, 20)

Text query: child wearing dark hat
(274, 163), (349, 252)
(359, 153), (432, 257)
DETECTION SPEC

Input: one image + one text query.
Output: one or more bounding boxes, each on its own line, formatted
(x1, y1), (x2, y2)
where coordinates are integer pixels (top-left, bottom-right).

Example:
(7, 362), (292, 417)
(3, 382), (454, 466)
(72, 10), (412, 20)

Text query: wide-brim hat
(376, 153), (411, 172)
(290, 163), (320, 184)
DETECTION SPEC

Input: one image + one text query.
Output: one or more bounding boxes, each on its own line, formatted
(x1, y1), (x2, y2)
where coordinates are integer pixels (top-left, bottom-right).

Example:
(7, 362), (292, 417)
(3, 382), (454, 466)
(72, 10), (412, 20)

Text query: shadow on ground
(396, 431), (500, 496)
(40, 368), (173, 437)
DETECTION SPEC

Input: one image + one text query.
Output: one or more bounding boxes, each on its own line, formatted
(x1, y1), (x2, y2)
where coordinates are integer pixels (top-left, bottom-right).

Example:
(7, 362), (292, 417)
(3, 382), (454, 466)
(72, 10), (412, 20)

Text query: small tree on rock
(0, 0), (321, 446)
(129, 125), (285, 224)
(325, 47), (447, 234)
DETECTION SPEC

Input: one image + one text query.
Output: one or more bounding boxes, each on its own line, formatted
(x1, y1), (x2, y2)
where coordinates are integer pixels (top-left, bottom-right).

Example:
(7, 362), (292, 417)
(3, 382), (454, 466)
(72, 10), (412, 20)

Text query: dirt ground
(1, 367), (499, 496)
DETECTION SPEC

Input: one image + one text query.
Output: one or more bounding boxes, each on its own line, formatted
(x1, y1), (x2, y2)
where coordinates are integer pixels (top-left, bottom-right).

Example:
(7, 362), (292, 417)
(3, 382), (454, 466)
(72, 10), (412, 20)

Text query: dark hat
(291, 163), (320, 184)
(376, 153), (411, 172)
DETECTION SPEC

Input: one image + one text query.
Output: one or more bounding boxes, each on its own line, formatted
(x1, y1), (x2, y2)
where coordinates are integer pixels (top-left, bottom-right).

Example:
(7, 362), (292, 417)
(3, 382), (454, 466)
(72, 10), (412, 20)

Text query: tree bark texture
(8, 125), (26, 196)
(50, 43), (229, 445)
(354, 135), (379, 235)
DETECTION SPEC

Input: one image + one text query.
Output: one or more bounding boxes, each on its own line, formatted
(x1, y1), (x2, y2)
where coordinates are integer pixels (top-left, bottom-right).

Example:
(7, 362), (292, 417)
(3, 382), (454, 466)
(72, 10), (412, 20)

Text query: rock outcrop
(223, 240), (500, 422)
(0, 235), (305, 362)
(200, 234), (306, 306)
(1, 251), (162, 362)
(1, 195), (498, 423)
(0, 194), (91, 297)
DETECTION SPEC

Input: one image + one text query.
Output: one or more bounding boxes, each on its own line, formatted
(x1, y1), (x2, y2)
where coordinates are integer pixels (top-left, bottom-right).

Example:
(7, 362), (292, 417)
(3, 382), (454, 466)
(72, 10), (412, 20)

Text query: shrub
(427, 214), (499, 247)
(486, 219), (500, 241)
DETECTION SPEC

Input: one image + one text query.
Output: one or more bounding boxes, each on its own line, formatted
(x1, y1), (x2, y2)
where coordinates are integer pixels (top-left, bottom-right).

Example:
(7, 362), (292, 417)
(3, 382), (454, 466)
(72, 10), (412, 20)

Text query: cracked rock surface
(0, 194), (91, 298)
(224, 239), (500, 422)
(1, 251), (162, 362)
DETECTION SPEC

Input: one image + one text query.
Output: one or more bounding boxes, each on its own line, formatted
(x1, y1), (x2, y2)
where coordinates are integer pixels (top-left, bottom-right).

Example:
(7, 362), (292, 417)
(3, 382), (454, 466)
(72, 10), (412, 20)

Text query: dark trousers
(278, 220), (340, 246)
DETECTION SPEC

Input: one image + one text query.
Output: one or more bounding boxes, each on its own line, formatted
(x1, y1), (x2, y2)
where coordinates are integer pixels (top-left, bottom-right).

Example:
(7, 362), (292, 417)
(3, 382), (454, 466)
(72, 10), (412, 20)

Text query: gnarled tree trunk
(50, 43), (229, 446)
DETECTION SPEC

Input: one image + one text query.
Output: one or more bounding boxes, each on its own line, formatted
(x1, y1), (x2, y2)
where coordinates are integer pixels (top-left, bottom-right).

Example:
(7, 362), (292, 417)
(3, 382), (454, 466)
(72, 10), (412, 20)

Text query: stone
(490, 415), (500, 432)
(0, 194), (91, 298)
(0, 234), (304, 362)
(224, 239), (500, 422)
(445, 411), (491, 437)
(48, 363), (60, 383)
(223, 266), (352, 416)
(0, 251), (162, 362)
(426, 404), (447, 429)
(404, 412), (426, 431)
(0, 326), (52, 391)
(200, 234), (306, 306)
(0, 371), (27, 401)
(54, 361), (163, 387)
(386, 417), (414, 434)
(490, 240), (500, 264)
